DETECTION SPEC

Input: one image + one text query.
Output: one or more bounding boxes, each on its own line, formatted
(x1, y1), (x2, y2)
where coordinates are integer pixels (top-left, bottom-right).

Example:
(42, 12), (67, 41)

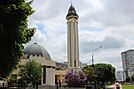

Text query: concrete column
(46, 68), (55, 85)
(41, 67), (44, 85)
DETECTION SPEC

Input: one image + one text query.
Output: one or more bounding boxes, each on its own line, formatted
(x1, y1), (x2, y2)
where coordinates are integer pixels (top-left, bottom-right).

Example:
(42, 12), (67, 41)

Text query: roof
(66, 4), (78, 19)
(56, 62), (68, 70)
(24, 43), (51, 60)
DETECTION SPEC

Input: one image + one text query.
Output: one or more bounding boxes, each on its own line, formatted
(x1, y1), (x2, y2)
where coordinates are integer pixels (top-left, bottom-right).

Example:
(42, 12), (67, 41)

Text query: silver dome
(24, 43), (51, 60)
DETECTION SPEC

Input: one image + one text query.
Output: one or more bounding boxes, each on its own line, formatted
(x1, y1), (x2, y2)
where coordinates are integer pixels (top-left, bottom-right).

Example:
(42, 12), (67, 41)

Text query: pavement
(26, 85), (85, 89)
(26, 85), (57, 89)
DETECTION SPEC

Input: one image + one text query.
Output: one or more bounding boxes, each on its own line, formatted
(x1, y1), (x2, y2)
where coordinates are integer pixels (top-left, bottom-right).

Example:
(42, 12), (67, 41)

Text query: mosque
(11, 4), (85, 86)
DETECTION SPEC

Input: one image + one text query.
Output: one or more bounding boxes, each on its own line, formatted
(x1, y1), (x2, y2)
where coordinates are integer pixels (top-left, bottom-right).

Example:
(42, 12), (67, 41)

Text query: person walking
(114, 82), (122, 89)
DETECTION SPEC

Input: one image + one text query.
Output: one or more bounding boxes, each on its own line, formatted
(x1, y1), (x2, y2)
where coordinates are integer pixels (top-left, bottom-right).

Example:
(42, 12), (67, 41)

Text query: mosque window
(41, 54), (43, 57)
(43, 67), (46, 84)
(74, 60), (76, 67)
(72, 10), (74, 13)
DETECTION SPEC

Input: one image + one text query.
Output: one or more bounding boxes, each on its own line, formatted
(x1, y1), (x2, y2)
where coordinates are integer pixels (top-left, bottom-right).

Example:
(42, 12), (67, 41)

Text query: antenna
(71, 0), (73, 5)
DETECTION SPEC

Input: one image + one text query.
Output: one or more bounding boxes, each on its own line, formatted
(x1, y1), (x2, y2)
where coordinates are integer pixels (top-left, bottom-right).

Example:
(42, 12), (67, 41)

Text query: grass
(122, 85), (134, 89)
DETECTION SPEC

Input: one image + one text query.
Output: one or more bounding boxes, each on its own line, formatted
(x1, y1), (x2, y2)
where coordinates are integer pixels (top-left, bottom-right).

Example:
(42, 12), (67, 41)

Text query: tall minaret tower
(66, 4), (80, 70)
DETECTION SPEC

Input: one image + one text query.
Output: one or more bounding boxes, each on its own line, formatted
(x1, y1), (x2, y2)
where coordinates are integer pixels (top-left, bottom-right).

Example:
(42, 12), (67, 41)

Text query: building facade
(21, 43), (56, 85)
(122, 49), (134, 78)
(11, 43), (68, 85)
(116, 71), (125, 82)
(66, 5), (80, 70)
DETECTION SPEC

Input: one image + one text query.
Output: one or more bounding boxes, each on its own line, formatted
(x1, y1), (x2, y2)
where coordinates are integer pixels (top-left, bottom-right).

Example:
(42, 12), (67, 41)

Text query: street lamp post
(91, 45), (102, 66)
(91, 46), (102, 89)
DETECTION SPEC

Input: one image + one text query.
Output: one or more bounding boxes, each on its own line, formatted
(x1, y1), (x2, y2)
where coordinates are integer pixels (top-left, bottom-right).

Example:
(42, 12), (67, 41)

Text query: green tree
(93, 64), (116, 87)
(83, 64), (116, 88)
(83, 65), (94, 83)
(0, 0), (35, 77)
(126, 77), (130, 82)
(19, 60), (42, 84)
(131, 75), (134, 82)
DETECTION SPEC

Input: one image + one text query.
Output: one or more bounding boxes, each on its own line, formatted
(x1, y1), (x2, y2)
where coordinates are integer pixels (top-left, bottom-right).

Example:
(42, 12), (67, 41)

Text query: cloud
(79, 0), (134, 27)
(101, 37), (125, 50)
(80, 36), (125, 53)
(26, 0), (134, 70)
(96, 56), (123, 71)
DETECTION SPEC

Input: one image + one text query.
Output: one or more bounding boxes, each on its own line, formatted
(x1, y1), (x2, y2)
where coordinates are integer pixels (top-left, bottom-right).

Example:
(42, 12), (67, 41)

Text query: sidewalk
(26, 85), (85, 89)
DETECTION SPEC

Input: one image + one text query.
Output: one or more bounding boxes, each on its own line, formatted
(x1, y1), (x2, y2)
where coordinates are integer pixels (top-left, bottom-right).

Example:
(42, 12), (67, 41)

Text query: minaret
(66, 4), (80, 70)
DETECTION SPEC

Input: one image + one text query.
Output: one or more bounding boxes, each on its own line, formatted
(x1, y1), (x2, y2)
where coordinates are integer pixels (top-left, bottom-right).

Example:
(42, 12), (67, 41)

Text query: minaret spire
(66, 4), (79, 20)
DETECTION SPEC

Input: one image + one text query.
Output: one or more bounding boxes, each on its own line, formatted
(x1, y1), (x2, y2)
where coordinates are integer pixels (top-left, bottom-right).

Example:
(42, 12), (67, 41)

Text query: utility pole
(91, 46), (102, 89)
(91, 46), (102, 66)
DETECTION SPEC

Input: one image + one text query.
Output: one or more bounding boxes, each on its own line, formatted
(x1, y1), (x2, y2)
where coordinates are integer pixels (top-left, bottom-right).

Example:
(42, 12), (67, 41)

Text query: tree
(131, 75), (134, 82)
(83, 64), (116, 88)
(0, 0), (35, 77)
(83, 65), (94, 83)
(93, 64), (116, 87)
(19, 60), (42, 85)
(65, 69), (87, 87)
(126, 77), (130, 82)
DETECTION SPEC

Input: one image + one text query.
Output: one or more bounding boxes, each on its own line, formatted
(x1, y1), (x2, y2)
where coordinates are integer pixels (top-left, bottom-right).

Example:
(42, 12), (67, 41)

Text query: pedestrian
(56, 81), (58, 89)
(115, 82), (122, 89)
(59, 80), (61, 87)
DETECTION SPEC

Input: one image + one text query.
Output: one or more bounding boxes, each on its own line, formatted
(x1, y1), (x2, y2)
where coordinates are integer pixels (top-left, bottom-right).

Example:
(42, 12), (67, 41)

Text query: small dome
(66, 4), (79, 19)
(24, 43), (51, 60)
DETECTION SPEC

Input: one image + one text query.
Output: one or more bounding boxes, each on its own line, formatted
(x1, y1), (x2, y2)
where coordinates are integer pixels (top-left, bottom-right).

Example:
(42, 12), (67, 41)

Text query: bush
(65, 69), (87, 87)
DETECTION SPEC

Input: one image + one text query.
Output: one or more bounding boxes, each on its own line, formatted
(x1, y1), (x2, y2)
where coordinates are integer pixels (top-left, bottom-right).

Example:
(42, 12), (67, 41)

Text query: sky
(27, 0), (134, 71)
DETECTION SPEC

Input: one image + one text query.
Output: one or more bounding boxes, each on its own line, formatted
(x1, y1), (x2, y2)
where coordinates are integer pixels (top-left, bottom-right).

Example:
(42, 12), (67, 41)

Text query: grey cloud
(104, 0), (134, 15)
(101, 37), (125, 49)
(99, 56), (121, 64)
(80, 36), (125, 53)
(79, 0), (134, 27)
(30, 0), (134, 29)
(97, 56), (123, 70)
(31, 0), (70, 22)
(27, 0), (134, 70)
(101, 0), (134, 26)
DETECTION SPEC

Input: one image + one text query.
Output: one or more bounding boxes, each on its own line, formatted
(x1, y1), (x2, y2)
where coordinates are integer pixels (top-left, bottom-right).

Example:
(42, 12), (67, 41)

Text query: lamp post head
(93, 45), (102, 52)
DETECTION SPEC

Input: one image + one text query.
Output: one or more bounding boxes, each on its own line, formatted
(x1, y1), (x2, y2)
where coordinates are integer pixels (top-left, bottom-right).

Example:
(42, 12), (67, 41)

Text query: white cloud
(27, 0), (134, 71)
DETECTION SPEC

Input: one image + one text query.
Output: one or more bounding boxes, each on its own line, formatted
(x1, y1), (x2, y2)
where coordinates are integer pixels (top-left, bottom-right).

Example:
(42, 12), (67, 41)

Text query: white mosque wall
(45, 68), (55, 85)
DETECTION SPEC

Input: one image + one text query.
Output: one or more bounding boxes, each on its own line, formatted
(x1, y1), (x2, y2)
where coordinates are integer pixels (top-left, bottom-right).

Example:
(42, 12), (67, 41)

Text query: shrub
(65, 69), (87, 87)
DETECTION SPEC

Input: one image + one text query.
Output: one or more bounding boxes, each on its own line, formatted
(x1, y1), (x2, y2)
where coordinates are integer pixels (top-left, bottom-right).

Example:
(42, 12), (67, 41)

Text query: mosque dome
(66, 4), (79, 20)
(24, 43), (51, 60)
